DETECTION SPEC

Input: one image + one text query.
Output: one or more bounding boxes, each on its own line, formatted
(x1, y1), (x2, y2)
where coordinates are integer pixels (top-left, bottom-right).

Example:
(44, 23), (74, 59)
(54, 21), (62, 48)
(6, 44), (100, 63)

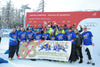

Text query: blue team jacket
(66, 31), (76, 44)
(16, 30), (21, 36)
(9, 32), (17, 45)
(42, 33), (50, 40)
(27, 31), (34, 39)
(18, 31), (27, 41)
(56, 33), (66, 41)
(34, 33), (42, 40)
(82, 31), (93, 45)
(49, 35), (56, 40)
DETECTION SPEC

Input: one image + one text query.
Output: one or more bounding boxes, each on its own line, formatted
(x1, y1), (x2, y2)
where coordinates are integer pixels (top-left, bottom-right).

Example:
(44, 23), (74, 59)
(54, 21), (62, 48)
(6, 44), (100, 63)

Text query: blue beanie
(29, 27), (32, 30)
(27, 24), (30, 27)
(37, 29), (40, 31)
(39, 24), (42, 26)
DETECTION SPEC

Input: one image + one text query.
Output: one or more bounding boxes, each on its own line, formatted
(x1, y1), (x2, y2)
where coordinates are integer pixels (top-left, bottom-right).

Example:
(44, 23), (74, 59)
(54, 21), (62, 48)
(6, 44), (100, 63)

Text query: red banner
(26, 11), (100, 28)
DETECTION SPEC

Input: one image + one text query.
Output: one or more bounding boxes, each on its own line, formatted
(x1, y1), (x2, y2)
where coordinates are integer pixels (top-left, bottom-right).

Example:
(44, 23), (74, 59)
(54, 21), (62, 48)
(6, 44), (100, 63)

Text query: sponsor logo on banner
(18, 40), (71, 62)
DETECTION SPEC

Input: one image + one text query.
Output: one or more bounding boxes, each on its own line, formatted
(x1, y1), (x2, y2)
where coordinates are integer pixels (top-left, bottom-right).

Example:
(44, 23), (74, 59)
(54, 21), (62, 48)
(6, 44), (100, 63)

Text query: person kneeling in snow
(9, 28), (17, 60)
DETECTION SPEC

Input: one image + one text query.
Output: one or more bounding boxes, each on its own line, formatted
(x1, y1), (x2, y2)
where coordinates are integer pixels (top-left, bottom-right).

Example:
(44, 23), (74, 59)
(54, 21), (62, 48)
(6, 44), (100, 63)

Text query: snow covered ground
(0, 37), (100, 67)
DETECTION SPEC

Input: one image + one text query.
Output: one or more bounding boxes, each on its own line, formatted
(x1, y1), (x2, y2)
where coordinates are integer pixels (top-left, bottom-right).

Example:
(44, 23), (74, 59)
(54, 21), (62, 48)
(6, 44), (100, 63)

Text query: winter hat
(27, 24), (30, 27)
(68, 27), (72, 30)
(29, 27), (32, 30)
(63, 24), (67, 27)
(54, 22), (57, 25)
(48, 25), (51, 28)
(39, 24), (42, 26)
(44, 22), (47, 24)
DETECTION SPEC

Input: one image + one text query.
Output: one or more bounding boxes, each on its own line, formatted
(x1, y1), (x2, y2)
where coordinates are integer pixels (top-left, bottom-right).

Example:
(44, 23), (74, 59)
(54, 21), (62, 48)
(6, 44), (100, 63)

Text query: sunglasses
(83, 28), (87, 30)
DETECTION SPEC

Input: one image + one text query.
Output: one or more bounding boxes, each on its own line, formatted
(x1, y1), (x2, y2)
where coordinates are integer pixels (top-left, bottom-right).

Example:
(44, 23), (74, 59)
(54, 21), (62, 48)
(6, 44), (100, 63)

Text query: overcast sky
(0, 0), (100, 12)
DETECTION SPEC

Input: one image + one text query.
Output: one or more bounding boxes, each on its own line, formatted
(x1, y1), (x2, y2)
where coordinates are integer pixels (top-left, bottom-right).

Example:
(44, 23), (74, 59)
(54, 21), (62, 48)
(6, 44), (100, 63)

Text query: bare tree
(0, 0), (23, 28)
(35, 0), (45, 12)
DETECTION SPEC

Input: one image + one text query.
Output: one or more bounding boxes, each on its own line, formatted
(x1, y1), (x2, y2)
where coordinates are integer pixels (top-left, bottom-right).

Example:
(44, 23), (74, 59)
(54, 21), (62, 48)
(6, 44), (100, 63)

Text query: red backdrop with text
(26, 11), (100, 28)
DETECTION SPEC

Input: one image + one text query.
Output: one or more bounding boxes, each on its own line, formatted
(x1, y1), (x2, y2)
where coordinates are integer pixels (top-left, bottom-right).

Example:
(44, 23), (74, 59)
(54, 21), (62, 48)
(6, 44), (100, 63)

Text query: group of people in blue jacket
(8, 22), (95, 65)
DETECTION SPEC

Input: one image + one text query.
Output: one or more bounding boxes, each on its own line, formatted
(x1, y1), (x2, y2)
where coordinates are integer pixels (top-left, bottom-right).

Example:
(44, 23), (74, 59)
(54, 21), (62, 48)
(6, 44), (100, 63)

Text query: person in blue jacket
(27, 27), (34, 41)
(42, 29), (50, 40)
(18, 28), (27, 42)
(16, 27), (21, 35)
(56, 29), (66, 41)
(82, 26), (95, 65)
(33, 28), (37, 35)
(26, 24), (30, 31)
(49, 30), (55, 41)
(33, 29), (42, 40)
(37, 24), (43, 34)
(16, 27), (21, 56)
(66, 28), (76, 63)
(9, 28), (17, 60)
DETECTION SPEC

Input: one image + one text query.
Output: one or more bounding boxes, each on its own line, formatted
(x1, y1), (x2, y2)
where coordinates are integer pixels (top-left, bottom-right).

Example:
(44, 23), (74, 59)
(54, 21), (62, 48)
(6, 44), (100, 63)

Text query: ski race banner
(18, 40), (71, 62)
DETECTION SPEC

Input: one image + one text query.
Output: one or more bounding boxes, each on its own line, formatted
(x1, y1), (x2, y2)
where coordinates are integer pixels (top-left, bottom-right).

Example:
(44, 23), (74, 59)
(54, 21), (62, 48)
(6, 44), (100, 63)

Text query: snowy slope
(0, 38), (100, 67)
